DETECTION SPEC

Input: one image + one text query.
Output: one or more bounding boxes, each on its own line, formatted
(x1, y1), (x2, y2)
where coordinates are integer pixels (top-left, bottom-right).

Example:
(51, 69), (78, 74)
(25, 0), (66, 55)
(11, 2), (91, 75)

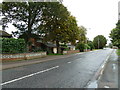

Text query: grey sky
(63, 0), (119, 43)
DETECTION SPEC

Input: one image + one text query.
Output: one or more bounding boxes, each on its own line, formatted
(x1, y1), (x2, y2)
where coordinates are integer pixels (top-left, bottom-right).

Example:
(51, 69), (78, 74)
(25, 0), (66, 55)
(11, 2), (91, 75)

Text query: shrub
(85, 44), (90, 49)
(88, 42), (94, 50)
(76, 43), (85, 52)
(1, 38), (26, 54)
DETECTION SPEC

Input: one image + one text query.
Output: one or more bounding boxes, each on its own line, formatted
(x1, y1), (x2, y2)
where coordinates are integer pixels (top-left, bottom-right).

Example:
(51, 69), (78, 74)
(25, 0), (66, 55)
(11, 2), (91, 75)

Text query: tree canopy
(93, 35), (107, 49)
(2, 2), (81, 53)
(78, 26), (87, 43)
(109, 20), (120, 48)
(2, 2), (46, 42)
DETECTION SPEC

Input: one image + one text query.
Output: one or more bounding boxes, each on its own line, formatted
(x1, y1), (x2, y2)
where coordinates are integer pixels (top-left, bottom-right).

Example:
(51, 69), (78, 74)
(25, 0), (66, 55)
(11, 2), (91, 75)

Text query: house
(67, 45), (76, 50)
(66, 42), (76, 51)
(28, 38), (64, 54)
(45, 43), (57, 54)
(0, 30), (12, 38)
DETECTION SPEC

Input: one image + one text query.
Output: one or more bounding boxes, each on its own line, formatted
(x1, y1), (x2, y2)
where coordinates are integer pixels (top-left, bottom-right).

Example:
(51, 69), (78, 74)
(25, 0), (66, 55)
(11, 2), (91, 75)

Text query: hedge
(1, 38), (26, 54)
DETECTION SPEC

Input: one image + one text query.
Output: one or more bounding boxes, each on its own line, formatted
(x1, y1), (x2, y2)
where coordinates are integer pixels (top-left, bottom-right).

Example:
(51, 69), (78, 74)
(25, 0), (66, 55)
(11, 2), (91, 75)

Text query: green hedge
(117, 49), (120, 56)
(1, 38), (26, 54)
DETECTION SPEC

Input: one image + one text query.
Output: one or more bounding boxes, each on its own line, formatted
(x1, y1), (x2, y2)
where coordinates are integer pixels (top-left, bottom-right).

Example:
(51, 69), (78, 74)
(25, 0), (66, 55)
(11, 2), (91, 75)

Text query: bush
(117, 49), (120, 56)
(1, 38), (26, 54)
(76, 43), (85, 52)
(85, 44), (90, 49)
(88, 42), (94, 50)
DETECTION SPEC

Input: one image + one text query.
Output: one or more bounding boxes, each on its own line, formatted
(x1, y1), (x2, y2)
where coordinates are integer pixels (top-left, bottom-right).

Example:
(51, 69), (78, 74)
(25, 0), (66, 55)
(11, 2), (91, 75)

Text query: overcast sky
(63, 0), (119, 43)
(0, 0), (119, 44)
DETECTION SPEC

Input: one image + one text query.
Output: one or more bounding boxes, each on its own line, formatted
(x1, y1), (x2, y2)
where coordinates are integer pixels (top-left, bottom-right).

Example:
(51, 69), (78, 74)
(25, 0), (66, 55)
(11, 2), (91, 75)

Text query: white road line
(104, 86), (110, 88)
(112, 64), (116, 70)
(67, 62), (71, 63)
(1, 66), (59, 86)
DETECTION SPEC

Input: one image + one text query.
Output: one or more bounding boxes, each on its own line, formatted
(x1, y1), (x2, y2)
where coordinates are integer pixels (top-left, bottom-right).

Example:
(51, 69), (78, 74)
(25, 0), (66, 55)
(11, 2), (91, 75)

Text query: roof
(46, 43), (57, 48)
(45, 43), (67, 49)
(0, 30), (12, 38)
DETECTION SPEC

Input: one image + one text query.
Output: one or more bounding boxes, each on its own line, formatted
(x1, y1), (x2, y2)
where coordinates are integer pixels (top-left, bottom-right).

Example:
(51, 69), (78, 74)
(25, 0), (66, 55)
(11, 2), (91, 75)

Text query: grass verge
(117, 49), (120, 56)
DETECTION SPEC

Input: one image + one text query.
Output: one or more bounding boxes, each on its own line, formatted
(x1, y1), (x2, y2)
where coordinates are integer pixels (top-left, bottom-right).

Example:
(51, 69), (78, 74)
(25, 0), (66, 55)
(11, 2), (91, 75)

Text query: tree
(2, 2), (47, 42)
(76, 43), (85, 52)
(39, 3), (80, 53)
(109, 20), (120, 48)
(93, 35), (107, 49)
(2, 2), (80, 53)
(87, 41), (94, 50)
(78, 26), (87, 43)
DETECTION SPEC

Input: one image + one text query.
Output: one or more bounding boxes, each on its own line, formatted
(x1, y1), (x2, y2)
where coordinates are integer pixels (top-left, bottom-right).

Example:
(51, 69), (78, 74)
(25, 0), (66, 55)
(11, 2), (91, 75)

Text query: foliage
(1, 38), (26, 54)
(109, 20), (120, 48)
(2, 2), (80, 54)
(108, 43), (113, 48)
(93, 35), (107, 49)
(117, 49), (120, 56)
(39, 3), (80, 53)
(78, 26), (87, 43)
(2, 2), (47, 42)
(88, 41), (94, 50)
(76, 43), (85, 52)
(84, 44), (90, 49)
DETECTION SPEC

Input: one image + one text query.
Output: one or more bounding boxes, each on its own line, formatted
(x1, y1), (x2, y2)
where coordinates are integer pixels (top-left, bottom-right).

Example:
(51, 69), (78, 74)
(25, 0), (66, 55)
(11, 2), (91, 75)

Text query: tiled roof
(0, 30), (12, 37)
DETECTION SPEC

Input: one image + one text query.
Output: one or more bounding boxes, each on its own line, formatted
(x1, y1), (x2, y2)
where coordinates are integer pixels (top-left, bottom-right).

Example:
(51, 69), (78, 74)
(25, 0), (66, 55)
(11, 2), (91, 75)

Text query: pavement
(97, 49), (118, 88)
(1, 49), (118, 88)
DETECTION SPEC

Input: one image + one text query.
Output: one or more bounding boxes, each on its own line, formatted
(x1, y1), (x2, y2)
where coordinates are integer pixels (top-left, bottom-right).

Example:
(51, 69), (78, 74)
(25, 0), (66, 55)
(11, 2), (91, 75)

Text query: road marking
(67, 62), (71, 63)
(1, 66), (59, 86)
(104, 86), (110, 88)
(112, 64), (116, 70)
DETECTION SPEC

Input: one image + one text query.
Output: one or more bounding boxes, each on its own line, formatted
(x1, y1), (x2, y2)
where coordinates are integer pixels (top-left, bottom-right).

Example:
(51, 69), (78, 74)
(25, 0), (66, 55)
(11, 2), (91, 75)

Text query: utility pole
(98, 37), (99, 49)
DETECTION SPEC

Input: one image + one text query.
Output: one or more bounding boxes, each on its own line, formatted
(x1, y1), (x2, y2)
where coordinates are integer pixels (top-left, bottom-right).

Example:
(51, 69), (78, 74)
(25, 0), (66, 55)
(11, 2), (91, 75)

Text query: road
(1, 49), (113, 88)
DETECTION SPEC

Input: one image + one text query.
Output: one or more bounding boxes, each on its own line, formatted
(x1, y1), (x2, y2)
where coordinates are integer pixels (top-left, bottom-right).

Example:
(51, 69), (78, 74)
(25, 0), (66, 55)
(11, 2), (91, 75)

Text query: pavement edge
(85, 49), (114, 88)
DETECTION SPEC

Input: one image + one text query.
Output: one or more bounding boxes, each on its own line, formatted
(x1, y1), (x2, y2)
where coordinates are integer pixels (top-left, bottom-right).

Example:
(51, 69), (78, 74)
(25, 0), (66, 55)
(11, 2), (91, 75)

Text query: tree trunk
(56, 40), (61, 54)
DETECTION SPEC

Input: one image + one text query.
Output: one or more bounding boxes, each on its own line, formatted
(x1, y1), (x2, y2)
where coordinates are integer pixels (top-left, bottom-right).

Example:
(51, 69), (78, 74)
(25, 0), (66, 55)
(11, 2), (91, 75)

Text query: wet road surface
(1, 49), (113, 88)
(98, 49), (118, 88)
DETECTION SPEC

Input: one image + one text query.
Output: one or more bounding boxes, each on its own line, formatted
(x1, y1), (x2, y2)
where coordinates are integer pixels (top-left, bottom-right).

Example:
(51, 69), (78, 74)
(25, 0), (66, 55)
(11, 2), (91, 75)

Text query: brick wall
(0, 52), (47, 61)
(63, 50), (79, 54)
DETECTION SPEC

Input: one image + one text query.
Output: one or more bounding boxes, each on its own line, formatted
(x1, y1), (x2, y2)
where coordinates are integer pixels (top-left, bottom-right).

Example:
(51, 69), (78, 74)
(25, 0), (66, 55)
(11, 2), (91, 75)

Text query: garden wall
(63, 50), (79, 54)
(1, 52), (47, 61)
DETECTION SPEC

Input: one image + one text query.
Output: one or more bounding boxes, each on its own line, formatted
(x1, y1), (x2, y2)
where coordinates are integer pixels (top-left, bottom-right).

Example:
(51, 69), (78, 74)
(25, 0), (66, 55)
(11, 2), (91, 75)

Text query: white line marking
(112, 64), (116, 70)
(1, 66), (59, 86)
(104, 86), (110, 88)
(67, 62), (71, 63)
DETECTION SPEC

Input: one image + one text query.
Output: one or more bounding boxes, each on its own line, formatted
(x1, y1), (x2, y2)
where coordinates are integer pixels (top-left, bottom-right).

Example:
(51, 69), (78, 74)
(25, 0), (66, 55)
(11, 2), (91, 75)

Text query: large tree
(2, 2), (80, 53)
(78, 26), (87, 43)
(93, 35), (107, 49)
(110, 20), (120, 48)
(2, 2), (47, 42)
(39, 3), (80, 53)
